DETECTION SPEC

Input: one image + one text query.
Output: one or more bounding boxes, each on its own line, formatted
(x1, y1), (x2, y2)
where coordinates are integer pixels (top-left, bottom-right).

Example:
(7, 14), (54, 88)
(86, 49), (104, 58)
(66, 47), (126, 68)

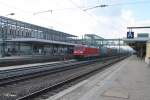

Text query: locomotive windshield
(74, 46), (85, 51)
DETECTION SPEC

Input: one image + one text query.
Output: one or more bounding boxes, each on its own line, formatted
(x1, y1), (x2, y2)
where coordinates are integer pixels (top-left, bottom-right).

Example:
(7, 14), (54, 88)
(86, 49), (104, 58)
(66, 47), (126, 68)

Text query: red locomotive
(73, 45), (100, 59)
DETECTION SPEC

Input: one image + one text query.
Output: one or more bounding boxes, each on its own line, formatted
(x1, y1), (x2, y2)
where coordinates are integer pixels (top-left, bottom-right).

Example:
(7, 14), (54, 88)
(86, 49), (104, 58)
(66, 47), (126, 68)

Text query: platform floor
(0, 55), (48, 60)
(47, 55), (150, 100)
(0, 55), (73, 67)
(0, 55), (69, 60)
(0, 60), (75, 71)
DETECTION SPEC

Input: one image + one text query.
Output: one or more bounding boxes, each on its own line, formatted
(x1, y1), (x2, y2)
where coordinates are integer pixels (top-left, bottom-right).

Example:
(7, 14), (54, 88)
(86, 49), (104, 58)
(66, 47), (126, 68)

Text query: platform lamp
(1, 13), (15, 57)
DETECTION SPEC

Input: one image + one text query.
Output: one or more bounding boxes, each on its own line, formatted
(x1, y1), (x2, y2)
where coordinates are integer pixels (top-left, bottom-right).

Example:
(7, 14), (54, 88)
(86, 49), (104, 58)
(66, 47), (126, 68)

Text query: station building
(0, 16), (77, 57)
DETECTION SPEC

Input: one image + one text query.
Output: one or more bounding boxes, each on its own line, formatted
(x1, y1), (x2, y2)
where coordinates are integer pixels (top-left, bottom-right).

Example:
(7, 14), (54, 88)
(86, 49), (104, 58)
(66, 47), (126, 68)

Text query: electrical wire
(67, 0), (124, 31)
(33, 0), (150, 15)
(0, 0), (146, 37)
(0, 1), (59, 27)
(84, 0), (150, 11)
(33, 7), (86, 15)
(67, 0), (129, 43)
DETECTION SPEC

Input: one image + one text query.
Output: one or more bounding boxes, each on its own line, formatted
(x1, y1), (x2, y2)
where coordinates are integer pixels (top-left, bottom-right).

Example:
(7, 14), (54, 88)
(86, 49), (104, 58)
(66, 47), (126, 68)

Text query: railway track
(0, 55), (129, 100)
(0, 60), (77, 86)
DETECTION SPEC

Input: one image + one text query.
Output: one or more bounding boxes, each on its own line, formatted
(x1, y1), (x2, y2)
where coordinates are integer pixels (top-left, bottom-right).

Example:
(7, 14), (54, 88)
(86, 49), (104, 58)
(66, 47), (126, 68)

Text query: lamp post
(1, 13), (15, 57)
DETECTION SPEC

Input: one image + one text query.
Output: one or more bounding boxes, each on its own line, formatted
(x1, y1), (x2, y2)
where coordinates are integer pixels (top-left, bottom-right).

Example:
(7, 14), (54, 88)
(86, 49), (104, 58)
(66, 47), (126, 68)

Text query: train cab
(73, 45), (85, 58)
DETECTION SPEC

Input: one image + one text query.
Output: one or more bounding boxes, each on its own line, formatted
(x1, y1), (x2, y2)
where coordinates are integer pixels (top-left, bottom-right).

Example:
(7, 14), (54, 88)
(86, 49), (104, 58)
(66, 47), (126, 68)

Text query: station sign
(137, 33), (149, 38)
(127, 31), (134, 39)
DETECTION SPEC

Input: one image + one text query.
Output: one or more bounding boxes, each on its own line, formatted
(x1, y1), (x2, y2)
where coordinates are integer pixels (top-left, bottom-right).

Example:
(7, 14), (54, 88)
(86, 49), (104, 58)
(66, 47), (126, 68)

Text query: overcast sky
(0, 0), (150, 39)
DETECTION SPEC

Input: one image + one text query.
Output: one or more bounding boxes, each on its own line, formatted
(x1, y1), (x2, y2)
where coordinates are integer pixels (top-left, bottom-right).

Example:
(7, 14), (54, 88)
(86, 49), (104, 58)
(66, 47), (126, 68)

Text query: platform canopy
(123, 37), (150, 43)
(6, 38), (77, 46)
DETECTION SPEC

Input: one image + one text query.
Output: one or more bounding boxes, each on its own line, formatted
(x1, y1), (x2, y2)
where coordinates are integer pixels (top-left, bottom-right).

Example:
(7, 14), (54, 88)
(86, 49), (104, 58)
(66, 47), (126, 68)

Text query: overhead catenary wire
(0, 0), (60, 29)
(67, 0), (130, 42)
(84, 0), (150, 11)
(0, 0), (148, 36)
(33, 0), (150, 14)
(0, 0), (136, 31)
(0, 0), (150, 15)
(67, 0), (124, 33)
(33, 7), (87, 15)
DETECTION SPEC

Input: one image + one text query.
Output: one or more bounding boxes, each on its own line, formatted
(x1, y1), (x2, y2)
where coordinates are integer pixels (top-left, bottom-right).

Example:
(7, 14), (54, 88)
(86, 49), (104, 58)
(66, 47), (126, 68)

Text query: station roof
(84, 34), (104, 39)
(123, 37), (150, 43)
(6, 38), (77, 46)
(123, 37), (148, 52)
(0, 16), (76, 37)
(127, 26), (150, 29)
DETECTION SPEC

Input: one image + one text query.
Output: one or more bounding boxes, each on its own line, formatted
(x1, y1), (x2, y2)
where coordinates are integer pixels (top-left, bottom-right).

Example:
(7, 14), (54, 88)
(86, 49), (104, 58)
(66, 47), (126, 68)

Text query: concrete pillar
(145, 41), (150, 65)
(0, 41), (2, 57)
(140, 46), (143, 58)
(0, 45), (2, 57)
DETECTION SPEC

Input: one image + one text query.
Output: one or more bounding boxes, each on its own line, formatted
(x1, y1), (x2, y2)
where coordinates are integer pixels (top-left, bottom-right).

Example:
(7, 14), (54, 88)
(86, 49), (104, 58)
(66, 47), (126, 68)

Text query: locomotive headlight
(80, 51), (83, 53)
(74, 51), (77, 53)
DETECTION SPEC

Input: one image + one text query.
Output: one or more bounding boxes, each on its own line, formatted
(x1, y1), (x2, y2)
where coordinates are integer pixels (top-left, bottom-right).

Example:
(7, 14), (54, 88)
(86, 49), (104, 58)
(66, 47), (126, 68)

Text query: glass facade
(83, 34), (104, 47)
(0, 17), (76, 41)
(0, 16), (76, 57)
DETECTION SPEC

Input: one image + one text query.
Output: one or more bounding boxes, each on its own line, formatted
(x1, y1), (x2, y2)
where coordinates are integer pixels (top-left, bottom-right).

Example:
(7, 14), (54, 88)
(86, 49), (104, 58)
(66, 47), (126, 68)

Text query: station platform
(0, 59), (75, 71)
(0, 55), (73, 67)
(0, 55), (71, 60)
(47, 55), (150, 100)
